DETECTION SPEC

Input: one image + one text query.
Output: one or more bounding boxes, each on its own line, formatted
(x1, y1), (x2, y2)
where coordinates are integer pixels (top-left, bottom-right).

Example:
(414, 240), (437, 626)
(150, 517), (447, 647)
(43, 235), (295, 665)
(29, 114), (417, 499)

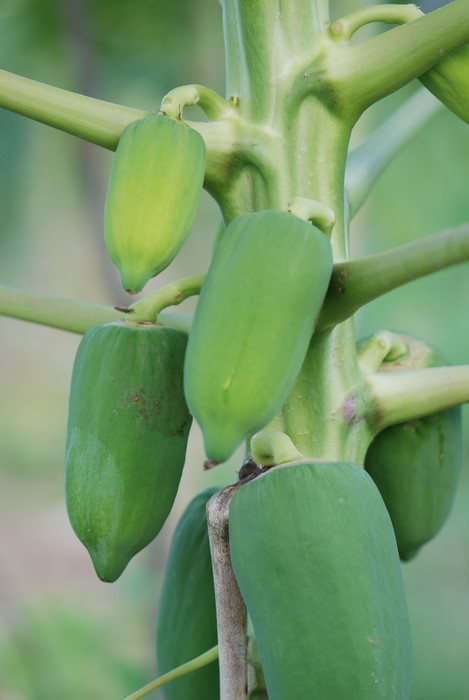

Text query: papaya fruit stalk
(205, 485), (247, 700)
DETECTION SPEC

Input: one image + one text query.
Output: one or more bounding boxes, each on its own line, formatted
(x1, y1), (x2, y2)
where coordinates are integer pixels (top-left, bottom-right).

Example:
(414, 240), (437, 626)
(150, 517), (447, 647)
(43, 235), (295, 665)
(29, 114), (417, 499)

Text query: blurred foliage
(353, 100), (469, 360)
(0, 1), (469, 698)
(0, 601), (145, 699)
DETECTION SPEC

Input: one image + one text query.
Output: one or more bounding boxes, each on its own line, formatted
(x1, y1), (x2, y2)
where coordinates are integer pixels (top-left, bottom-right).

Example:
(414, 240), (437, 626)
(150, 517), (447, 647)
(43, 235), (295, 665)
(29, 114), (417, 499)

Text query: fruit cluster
(65, 111), (335, 584)
(63, 111), (462, 698)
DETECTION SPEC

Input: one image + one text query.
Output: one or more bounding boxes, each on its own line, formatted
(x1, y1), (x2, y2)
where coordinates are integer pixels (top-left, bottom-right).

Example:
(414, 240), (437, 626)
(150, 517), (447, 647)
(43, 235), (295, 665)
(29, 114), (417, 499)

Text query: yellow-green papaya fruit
(65, 321), (192, 582)
(104, 115), (206, 294)
(156, 487), (219, 700)
(229, 460), (412, 699)
(184, 210), (333, 463)
(419, 44), (469, 125)
(363, 332), (462, 560)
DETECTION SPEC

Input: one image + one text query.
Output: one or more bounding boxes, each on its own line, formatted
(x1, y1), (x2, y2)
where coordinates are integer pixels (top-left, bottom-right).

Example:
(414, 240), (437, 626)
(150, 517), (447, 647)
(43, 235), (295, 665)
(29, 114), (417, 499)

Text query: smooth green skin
(156, 487), (220, 700)
(364, 334), (463, 561)
(229, 460), (412, 700)
(184, 210), (333, 463)
(419, 44), (469, 125)
(103, 114), (206, 294)
(65, 321), (192, 582)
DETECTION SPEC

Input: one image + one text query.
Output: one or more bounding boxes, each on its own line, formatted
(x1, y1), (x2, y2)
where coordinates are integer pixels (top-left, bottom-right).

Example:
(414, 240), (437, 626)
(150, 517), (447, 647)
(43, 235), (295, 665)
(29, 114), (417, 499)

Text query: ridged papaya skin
(104, 115), (206, 294)
(419, 44), (469, 125)
(184, 210), (333, 463)
(156, 487), (219, 700)
(65, 321), (192, 582)
(363, 333), (462, 561)
(229, 460), (412, 699)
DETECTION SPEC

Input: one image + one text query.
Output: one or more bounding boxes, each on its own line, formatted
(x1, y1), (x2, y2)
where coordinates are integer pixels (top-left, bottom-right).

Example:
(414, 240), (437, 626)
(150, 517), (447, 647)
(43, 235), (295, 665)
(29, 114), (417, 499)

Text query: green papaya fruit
(229, 460), (412, 699)
(184, 210), (333, 463)
(156, 487), (219, 700)
(419, 44), (469, 125)
(65, 320), (192, 582)
(104, 114), (206, 294)
(363, 332), (462, 561)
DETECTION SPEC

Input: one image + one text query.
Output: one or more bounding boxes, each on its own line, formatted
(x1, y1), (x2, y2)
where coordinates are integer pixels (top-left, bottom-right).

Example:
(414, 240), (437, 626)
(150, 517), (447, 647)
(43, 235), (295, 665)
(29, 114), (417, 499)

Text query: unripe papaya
(229, 460), (412, 699)
(419, 44), (469, 125)
(184, 210), (333, 463)
(363, 332), (462, 560)
(104, 115), (206, 294)
(65, 321), (192, 582)
(156, 487), (219, 700)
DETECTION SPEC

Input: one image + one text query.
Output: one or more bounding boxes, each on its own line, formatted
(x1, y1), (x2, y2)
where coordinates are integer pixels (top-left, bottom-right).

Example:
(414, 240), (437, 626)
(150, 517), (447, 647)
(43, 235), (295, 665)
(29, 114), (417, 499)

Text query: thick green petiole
(320, 223), (469, 330)
(0, 284), (193, 335)
(325, 0), (469, 121)
(368, 366), (469, 432)
(0, 284), (123, 333)
(0, 69), (149, 149)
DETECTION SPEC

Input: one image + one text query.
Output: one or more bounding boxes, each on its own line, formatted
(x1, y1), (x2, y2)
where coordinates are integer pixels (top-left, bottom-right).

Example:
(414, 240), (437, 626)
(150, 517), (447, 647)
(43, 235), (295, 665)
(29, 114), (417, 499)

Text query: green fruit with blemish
(104, 114), (206, 294)
(363, 332), (462, 560)
(184, 209), (333, 463)
(229, 460), (412, 699)
(65, 320), (192, 582)
(156, 487), (220, 700)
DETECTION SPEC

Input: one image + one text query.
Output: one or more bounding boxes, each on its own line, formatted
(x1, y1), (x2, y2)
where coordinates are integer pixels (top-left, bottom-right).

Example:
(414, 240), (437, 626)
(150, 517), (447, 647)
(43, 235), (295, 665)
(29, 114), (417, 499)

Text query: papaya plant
(1, 0), (469, 698)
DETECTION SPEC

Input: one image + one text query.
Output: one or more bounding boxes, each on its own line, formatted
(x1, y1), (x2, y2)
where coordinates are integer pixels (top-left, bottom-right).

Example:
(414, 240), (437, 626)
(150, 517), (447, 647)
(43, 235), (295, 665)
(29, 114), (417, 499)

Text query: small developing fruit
(104, 114), (206, 294)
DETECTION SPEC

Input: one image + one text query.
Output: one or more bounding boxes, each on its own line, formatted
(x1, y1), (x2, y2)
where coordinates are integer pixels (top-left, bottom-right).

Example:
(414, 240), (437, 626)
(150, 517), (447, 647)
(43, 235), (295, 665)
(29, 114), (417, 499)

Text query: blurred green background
(0, 1), (468, 698)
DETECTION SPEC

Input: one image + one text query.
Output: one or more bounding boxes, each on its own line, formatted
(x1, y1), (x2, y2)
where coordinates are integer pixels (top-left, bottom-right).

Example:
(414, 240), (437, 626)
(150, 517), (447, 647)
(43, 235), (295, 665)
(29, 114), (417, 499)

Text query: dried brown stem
(206, 484), (248, 700)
